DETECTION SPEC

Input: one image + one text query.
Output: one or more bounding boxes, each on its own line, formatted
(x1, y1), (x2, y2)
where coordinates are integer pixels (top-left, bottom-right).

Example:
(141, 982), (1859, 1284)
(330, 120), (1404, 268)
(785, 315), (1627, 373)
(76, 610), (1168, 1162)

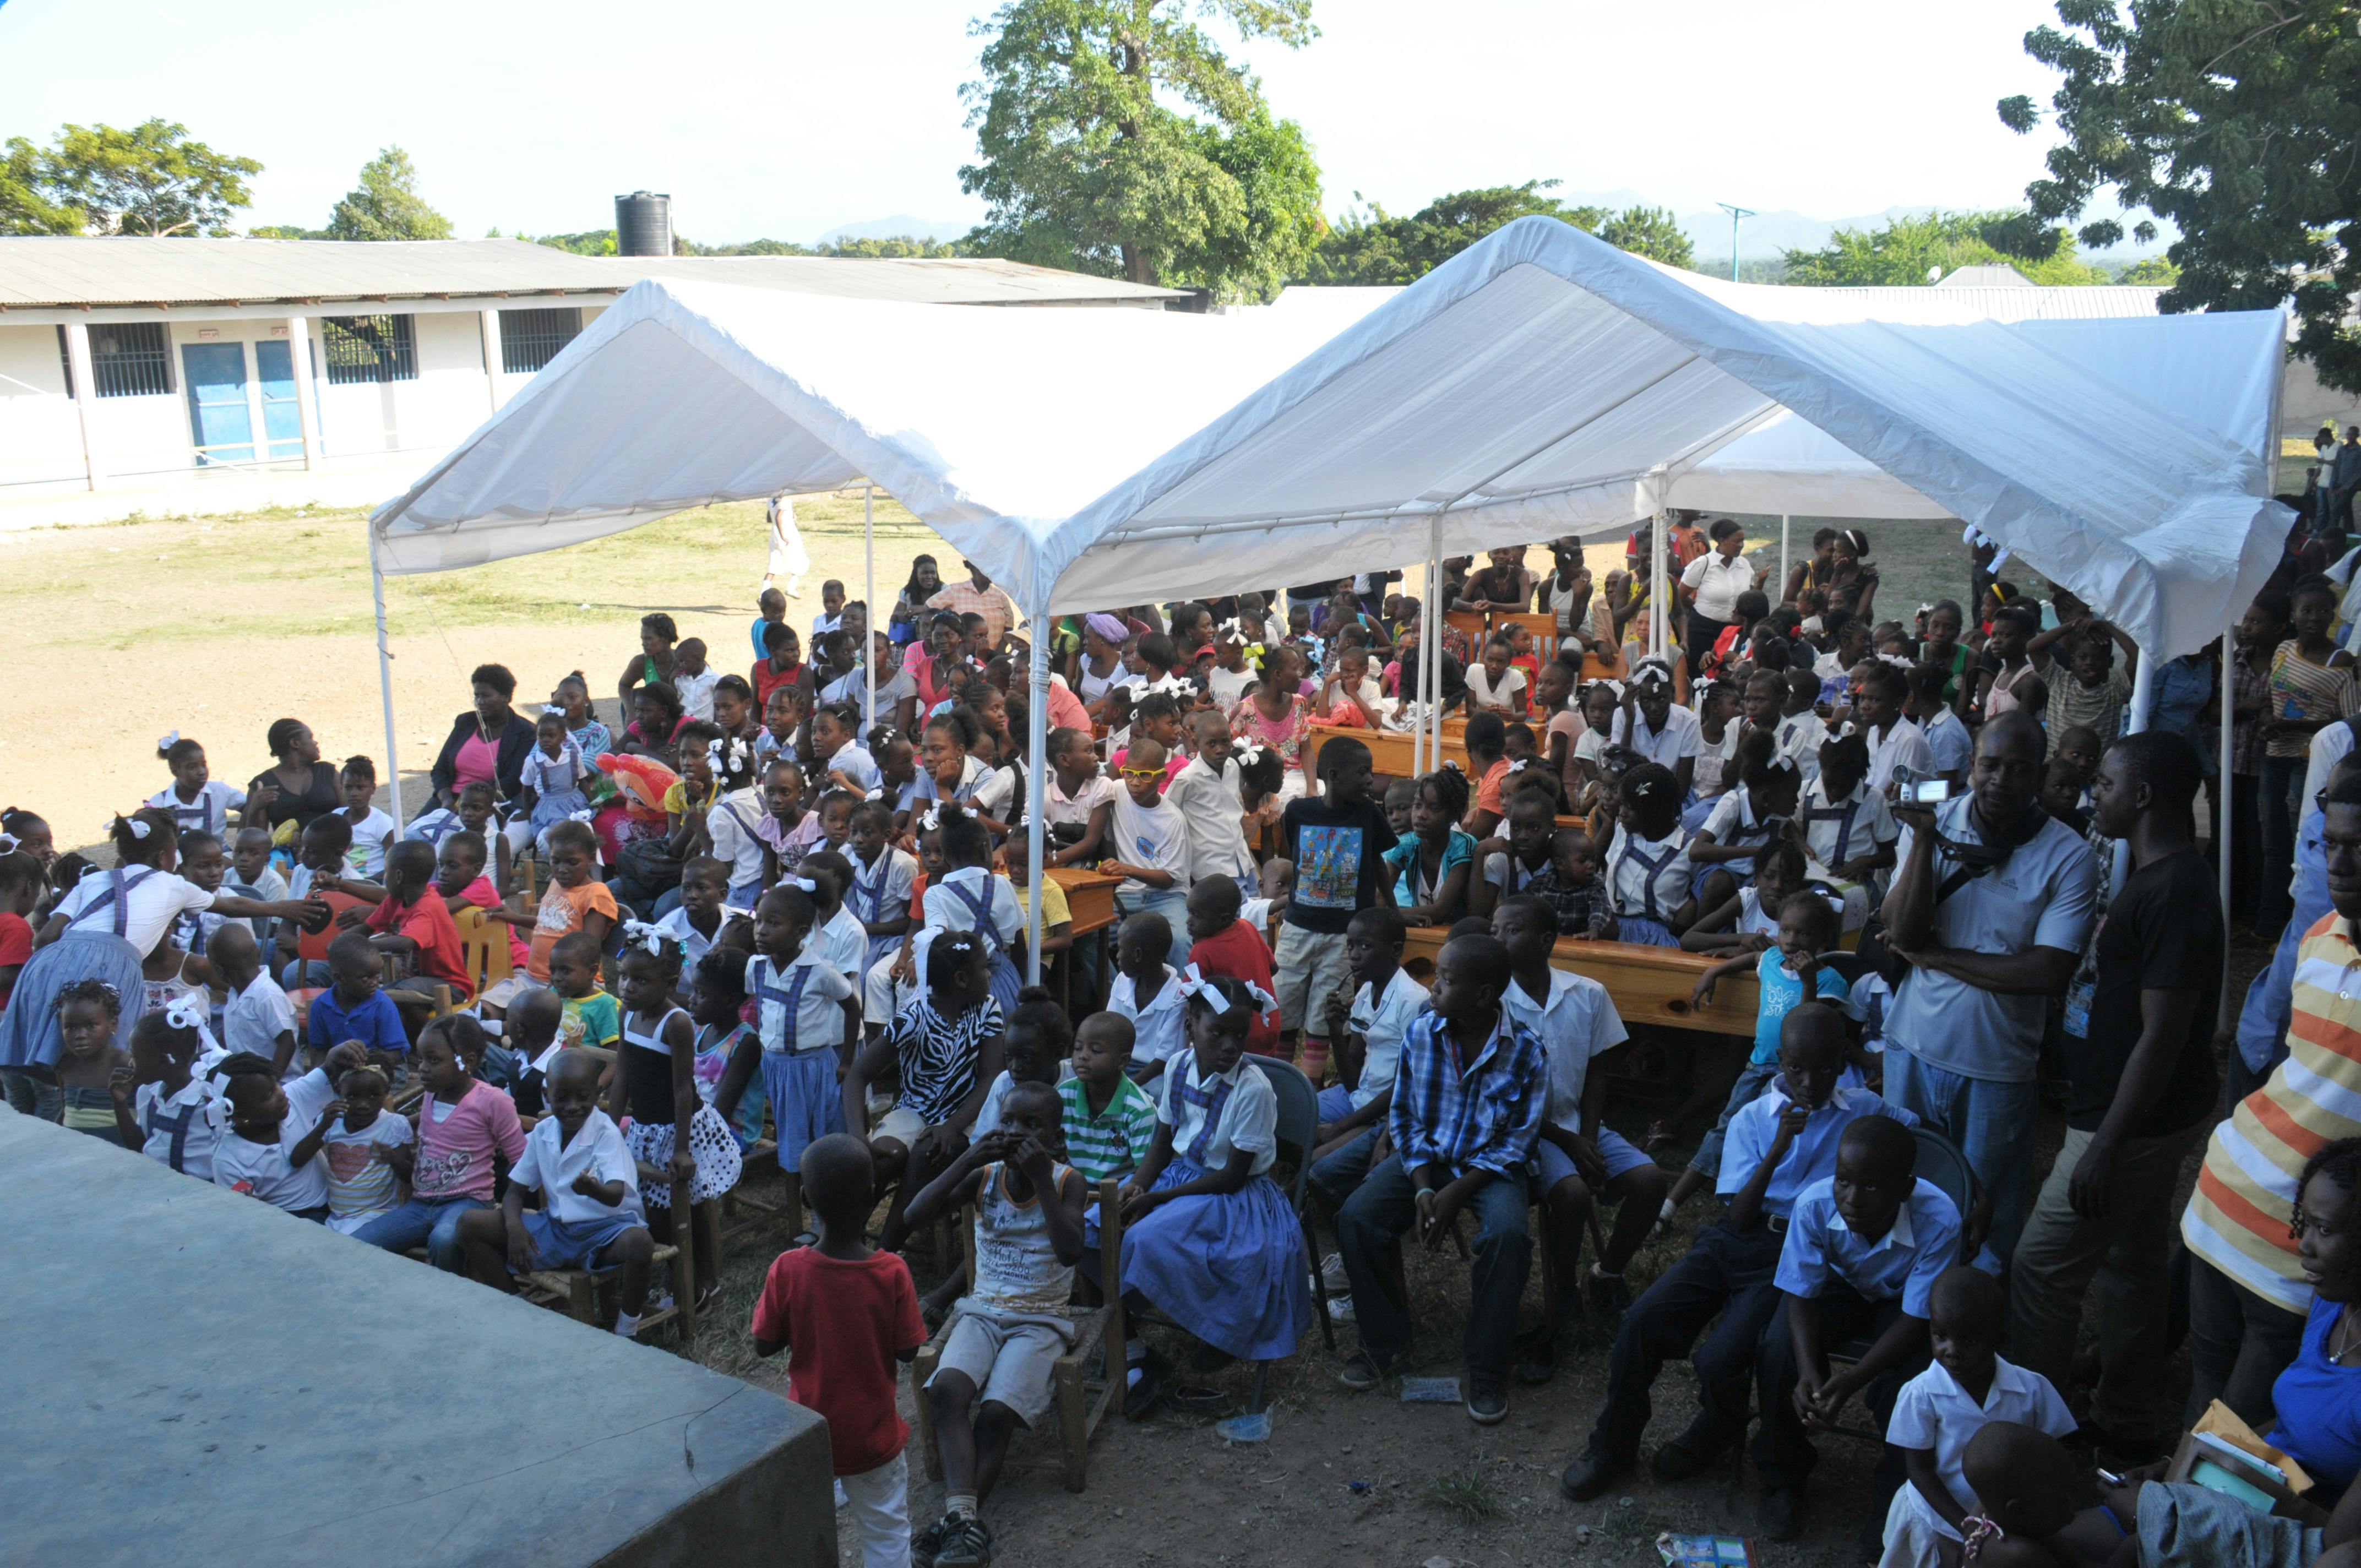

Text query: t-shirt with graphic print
(1277, 796), (1399, 936)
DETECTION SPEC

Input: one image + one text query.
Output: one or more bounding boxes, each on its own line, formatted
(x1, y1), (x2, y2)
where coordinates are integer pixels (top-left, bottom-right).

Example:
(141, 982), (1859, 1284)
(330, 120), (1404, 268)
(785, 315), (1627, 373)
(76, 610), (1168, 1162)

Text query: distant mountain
(817, 214), (974, 245)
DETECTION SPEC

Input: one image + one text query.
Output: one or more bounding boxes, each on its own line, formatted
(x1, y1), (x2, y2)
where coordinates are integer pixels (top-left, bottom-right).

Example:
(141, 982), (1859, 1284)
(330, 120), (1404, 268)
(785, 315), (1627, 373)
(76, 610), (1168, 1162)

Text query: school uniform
(1308, 967), (1429, 1206)
(223, 971), (298, 1076)
(706, 787), (772, 907)
(1503, 968), (1647, 1195)
(1751, 1175), (1963, 1505)
(1122, 1052), (1313, 1361)
(134, 1076), (226, 1181)
(845, 845), (917, 971)
(510, 1107), (647, 1269)
(1919, 706), (1973, 781)
(145, 780), (246, 839)
(211, 1066), (340, 1218)
(1579, 1085), (1916, 1471)
(1611, 705), (1704, 773)
(1108, 963), (1186, 1079)
(815, 741), (882, 795)
(1880, 1356), (2075, 1559)
(1798, 776), (1896, 873)
(1694, 789), (1784, 894)
(811, 905), (869, 991)
(747, 948), (857, 1169)
(1603, 821), (1694, 946)
(401, 806), (474, 849)
(1776, 711), (1831, 783)
(1856, 717), (1938, 798)
(652, 903), (749, 974)
(918, 865), (1026, 1012)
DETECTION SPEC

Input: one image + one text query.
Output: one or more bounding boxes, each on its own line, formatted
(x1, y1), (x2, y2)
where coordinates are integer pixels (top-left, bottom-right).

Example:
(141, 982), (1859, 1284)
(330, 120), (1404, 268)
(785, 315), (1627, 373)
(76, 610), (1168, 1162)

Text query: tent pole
(863, 484), (876, 737)
(368, 528), (405, 825)
(1651, 508), (1667, 662)
(2114, 650), (2158, 887)
(1024, 585), (1049, 987)
(1780, 515), (1789, 596)
(1429, 518), (1444, 774)
(2219, 625), (2237, 1030)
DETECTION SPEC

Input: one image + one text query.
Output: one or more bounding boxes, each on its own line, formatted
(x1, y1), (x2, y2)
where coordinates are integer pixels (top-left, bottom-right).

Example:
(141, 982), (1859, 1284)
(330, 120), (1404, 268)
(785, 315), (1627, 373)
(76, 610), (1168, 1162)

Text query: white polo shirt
(1611, 704), (1704, 769)
(1163, 755), (1256, 883)
(1680, 549), (1756, 623)
(512, 1106), (645, 1226)
(1346, 967), (1430, 1109)
(1501, 967), (1627, 1134)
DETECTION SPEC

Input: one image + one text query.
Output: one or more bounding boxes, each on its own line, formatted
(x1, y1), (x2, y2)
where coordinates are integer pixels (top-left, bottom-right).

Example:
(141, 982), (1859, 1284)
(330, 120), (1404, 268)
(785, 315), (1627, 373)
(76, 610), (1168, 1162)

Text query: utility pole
(1716, 202), (1755, 282)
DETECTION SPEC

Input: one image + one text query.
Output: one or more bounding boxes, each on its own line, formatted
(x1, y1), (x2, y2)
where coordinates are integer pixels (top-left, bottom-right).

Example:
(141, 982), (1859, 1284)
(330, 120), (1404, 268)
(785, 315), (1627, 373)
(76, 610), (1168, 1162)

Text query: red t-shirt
(1184, 918), (1282, 1057)
(0, 911), (32, 1012)
(751, 1248), (926, 1476)
(368, 890), (474, 999)
(752, 659), (806, 711)
(457, 875), (532, 970)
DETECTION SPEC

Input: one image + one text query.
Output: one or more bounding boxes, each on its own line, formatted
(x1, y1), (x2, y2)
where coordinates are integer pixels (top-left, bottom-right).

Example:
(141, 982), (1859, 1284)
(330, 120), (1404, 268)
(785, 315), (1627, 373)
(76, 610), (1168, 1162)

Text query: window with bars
(320, 314), (417, 385)
(61, 321), (174, 398)
(500, 306), (581, 374)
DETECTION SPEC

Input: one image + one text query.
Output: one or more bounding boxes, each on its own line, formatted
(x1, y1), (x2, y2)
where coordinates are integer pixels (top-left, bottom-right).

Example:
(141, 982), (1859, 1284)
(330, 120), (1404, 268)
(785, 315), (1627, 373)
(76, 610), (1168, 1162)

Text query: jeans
(2258, 754), (2305, 938)
(1114, 887), (1194, 970)
(352, 1195), (490, 1272)
(1751, 1284), (1917, 1505)
(2009, 1124), (2197, 1436)
(1308, 1125), (1382, 1210)
(1335, 1154), (1531, 1382)
(1585, 1218), (1786, 1465)
(279, 958), (331, 992)
(2186, 1253), (2308, 1429)
(1883, 1048), (2041, 1276)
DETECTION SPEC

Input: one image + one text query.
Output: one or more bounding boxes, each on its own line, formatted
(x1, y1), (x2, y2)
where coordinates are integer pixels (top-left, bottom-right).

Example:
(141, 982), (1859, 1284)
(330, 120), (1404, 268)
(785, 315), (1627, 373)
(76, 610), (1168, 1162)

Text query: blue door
(253, 339), (304, 461)
(181, 342), (253, 466)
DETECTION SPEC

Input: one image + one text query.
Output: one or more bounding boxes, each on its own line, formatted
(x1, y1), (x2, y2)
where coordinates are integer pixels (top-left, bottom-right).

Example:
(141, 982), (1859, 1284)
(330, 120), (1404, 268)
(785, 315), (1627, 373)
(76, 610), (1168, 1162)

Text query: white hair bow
(541, 703), (566, 717)
(621, 919), (673, 957)
(1588, 679), (1626, 701)
(1875, 652), (1913, 669)
(1631, 656), (1673, 687)
(1174, 962), (1275, 1016)
(784, 875), (817, 892)
(112, 815), (153, 840)
(163, 992), (224, 1059)
(0, 833), (16, 856)
(708, 734), (751, 770)
(1232, 739), (1270, 767)
(1145, 672), (1194, 699)
(566, 807), (598, 824)
(1507, 757), (1530, 772)
(158, 730), (181, 751)
(916, 803), (943, 833)
(1440, 758), (1465, 774)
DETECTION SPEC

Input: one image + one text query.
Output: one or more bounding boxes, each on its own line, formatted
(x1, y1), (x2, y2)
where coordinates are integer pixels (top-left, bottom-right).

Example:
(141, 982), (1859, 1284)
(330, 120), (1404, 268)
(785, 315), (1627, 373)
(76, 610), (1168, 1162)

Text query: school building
(0, 236), (1184, 527)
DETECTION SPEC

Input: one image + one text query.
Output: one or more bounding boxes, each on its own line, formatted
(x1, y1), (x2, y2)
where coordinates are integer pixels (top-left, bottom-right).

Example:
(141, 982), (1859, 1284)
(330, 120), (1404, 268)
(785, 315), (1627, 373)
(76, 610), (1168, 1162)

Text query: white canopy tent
(370, 215), (2294, 984)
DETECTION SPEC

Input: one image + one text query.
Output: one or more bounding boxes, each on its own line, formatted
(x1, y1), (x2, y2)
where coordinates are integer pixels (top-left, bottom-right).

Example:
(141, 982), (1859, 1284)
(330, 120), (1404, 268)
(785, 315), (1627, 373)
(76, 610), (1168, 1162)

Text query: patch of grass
(1421, 1464), (1503, 1522)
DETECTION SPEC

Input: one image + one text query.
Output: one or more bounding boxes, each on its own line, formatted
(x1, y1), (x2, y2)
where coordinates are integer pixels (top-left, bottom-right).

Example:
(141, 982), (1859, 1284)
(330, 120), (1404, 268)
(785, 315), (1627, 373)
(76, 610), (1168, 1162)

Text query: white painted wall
(0, 324), (84, 488)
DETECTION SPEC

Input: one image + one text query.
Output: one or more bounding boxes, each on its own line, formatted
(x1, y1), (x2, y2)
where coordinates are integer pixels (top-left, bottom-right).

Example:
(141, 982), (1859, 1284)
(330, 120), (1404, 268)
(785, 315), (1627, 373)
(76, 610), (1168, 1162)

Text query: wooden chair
(1494, 611), (1560, 671)
(518, 1163), (699, 1346)
(1444, 609), (1488, 645)
(911, 1175), (1125, 1494)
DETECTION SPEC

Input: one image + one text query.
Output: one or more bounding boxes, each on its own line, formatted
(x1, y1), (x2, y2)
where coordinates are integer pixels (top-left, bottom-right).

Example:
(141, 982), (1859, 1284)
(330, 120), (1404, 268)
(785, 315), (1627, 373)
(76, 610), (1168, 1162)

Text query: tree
(1999, 1), (2361, 388)
(1, 119), (259, 236)
(1302, 181), (1693, 284)
(1780, 209), (2103, 286)
(325, 147), (453, 242)
(959, 0), (1324, 302)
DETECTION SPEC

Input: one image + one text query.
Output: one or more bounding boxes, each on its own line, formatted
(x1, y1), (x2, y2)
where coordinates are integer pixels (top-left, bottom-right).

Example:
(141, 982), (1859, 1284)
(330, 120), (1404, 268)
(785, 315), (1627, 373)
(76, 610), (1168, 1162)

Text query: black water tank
(615, 192), (672, 257)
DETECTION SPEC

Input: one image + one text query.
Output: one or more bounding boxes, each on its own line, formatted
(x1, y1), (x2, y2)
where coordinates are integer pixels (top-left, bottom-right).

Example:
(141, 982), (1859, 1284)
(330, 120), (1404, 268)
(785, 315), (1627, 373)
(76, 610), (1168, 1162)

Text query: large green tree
(1998, 0), (2361, 388)
(1781, 209), (2104, 286)
(1303, 181), (1692, 284)
(325, 147), (453, 242)
(0, 119), (258, 236)
(959, 0), (1324, 302)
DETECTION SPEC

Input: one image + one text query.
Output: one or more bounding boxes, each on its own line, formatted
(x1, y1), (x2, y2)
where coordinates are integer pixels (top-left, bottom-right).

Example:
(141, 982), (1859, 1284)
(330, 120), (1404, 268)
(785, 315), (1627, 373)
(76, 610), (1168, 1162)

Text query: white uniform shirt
(1110, 964), (1187, 1070)
(1603, 822), (1694, 924)
(1159, 1051), (1278, 1177)
(816, 742), (883, 796)
(224, 972), (297, 1071)
(512, 1106), (646, 1226)
(746, 949), (856, 1054)
(134, 1075), (227, 1180)
(847, 846), (917, 932)
(1502, 968), (1628, 1133)
(812, 905), (869, 988)
(1346, 967), (1430, 1109)
(1163, 755), (1256, 883)
(145, 780), (246, 839)
(705, 788), (771, 890)
(1798, 777), (1896, 870)
(1885, 1357), (2076, 1542)
(672, 665), (721, 721)
(1611, 704), (1704, 769)
(57, 868), (220, 956)
(654, 903), (749, 973)
(1776, 711), (1831, 782)
(1856, 717), (1937, 797)
(1921, 706), (1973, 780)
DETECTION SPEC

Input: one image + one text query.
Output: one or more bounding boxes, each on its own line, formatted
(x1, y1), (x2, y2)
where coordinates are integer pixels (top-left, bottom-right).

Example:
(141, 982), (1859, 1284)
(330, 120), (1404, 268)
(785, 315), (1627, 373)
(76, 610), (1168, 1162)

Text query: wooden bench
(1301, 722), (1468, 786)
(518, 1162), (699, 1344)
(1399, 928), (1759, 1037)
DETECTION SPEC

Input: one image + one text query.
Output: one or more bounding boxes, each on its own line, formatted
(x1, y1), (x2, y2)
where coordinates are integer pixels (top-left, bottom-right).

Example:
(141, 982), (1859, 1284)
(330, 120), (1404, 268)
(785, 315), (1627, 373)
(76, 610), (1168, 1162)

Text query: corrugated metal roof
(0, 236), (1187, 310)
(1935, 263), (2037, 287)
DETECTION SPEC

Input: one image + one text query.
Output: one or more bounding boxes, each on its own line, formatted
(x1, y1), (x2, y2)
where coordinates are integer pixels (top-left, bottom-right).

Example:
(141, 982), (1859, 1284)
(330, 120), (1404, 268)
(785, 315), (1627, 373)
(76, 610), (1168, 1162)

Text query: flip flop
(1167, 1384), (1236, 1417)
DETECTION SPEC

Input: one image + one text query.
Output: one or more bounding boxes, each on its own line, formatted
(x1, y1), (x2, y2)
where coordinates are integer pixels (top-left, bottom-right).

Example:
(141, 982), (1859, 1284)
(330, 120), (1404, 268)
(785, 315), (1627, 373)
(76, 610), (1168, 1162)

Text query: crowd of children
(9, 516), (2358, 1568)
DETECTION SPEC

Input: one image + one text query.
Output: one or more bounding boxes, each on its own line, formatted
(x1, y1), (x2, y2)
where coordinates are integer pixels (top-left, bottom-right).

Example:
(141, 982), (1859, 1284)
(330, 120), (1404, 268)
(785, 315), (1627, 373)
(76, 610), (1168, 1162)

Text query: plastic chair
(454, 906), (513, 997)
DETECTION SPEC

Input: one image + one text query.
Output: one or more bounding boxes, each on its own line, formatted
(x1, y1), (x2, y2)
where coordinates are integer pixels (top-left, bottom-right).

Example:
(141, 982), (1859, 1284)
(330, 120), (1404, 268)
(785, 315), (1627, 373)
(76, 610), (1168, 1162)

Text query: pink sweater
(411, 1081), (526, 1202)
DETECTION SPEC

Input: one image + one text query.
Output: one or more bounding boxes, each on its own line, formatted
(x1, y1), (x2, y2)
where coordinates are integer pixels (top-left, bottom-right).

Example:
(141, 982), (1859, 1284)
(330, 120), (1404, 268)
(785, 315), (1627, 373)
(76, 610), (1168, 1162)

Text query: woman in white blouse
(1678, 519), (1758, 675)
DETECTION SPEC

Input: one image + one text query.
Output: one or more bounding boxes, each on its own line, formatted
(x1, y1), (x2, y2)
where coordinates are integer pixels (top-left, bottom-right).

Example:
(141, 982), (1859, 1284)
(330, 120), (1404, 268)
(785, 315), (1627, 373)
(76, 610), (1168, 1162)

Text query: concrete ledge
(0, 1113), (834, 1567)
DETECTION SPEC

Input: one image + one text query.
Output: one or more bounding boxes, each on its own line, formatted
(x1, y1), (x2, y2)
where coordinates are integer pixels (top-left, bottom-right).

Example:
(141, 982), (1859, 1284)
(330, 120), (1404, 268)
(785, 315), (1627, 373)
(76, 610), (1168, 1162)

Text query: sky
(0, 0), (2082, 245)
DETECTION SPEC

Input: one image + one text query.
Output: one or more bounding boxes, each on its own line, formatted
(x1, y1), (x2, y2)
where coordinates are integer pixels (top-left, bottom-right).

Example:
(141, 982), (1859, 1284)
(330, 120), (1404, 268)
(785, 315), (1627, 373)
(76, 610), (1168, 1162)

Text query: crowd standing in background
(18, 472), (2361, 1568)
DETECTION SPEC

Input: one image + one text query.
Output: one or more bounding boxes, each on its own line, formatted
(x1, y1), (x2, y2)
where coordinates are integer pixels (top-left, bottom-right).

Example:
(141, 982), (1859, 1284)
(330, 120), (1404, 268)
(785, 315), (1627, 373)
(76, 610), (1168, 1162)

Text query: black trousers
(1750, 1284), (1921, 1510)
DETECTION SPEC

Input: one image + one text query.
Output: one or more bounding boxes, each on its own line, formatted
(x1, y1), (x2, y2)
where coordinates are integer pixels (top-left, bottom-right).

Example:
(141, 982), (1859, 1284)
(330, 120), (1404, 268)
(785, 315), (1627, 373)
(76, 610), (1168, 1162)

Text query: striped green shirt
(1057, 1074), (1159, 1184)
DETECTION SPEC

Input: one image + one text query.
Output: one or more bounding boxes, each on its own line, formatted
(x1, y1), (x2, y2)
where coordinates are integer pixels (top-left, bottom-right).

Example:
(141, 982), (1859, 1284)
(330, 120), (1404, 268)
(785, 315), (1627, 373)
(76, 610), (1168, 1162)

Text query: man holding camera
(2008, 730), (2220, 1458)
(1878, 710), (2101, 1275)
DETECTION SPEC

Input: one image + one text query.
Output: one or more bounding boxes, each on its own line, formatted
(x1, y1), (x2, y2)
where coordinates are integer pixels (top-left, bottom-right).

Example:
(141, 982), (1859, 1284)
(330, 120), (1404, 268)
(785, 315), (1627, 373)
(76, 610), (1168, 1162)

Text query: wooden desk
(1400, 927), (1759, 1037)
(1046, 867), (1123, 937)
(1302, 722), (1469, 784)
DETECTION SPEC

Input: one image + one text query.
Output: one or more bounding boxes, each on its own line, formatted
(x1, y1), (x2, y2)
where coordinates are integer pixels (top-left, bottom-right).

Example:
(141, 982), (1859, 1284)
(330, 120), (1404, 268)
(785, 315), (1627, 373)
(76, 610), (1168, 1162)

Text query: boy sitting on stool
(1753, 1110), (1959, 1545)
(1562, 1003), (1916, 1502)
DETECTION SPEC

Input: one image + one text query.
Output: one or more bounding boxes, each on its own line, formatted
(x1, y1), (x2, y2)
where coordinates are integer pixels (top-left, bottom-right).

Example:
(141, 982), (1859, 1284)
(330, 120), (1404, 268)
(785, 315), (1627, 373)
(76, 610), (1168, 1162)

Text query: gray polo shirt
(1884, 797), (2101, 1083)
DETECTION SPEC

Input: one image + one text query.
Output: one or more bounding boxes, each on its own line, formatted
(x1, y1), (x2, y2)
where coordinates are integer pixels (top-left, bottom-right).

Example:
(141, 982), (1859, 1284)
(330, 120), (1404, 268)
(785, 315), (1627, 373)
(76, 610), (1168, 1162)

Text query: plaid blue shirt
(1387, 1009), (1548, 1179)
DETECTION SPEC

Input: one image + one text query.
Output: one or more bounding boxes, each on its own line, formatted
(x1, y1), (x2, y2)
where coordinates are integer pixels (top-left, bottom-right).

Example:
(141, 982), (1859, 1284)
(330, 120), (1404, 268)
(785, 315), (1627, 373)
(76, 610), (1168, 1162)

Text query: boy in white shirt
(1848, 661), (1936, 797)
(1163, 712), (1259, 900)
(1495, 895), (1665, 1356)
(652, 856), (749, 973)
(1101, 736), (1196, 968)
(211, 1043), (366, 1219)
(457, 1050), (659, 1338)
(671, 638), (720, 721)
(210, 924), (298, 1079)
(1776, 668), (1831, 783)
(1107, 913), (1186, 1088)
(1310, 907), (1428, 1208)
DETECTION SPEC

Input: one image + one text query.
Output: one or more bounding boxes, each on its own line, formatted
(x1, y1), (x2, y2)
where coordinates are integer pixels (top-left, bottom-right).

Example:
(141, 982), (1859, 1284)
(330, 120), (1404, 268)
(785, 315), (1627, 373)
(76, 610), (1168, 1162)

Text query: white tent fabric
(373, 216), (2292, 661)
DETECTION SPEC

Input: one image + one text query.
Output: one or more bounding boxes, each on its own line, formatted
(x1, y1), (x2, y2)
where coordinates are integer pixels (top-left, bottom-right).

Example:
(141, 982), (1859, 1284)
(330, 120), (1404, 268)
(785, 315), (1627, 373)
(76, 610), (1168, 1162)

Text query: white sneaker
(1328, 1294), (1356, 1324)
(1321, 1251), (1350, 1294)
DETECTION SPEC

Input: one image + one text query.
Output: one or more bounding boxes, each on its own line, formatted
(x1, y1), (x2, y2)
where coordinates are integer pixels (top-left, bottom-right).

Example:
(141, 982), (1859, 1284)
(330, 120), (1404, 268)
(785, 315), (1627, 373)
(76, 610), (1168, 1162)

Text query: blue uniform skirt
(0, 930), (145, 1069)
(759, 1049), (845, 1171)
(984, 951), (1022, 1014)
(1119, 1158), (1312, 1362)
(1615, 915), (1679, 948)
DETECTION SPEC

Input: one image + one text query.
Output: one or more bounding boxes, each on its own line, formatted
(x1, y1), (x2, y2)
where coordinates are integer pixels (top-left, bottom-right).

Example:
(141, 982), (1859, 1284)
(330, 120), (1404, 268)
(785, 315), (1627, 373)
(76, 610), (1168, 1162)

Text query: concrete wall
(0, 1113), (835, 1568)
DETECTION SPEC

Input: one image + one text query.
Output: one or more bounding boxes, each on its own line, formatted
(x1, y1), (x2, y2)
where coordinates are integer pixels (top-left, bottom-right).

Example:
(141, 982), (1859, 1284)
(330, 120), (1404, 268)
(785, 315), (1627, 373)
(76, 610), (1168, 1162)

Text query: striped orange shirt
(2182, 912), (2361, 1313)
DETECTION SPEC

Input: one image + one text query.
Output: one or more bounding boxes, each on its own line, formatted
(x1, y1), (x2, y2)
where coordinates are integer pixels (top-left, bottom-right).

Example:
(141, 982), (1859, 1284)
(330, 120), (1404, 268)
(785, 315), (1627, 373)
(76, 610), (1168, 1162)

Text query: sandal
(1643, 1119), (1678, 1152)
(1167, 1384), (1236, 1417)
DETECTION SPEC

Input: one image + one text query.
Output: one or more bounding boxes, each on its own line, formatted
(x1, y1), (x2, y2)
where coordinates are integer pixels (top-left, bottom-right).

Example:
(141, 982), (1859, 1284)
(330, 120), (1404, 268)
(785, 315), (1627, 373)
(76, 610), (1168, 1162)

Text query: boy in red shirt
(753, 1133), (926, 1568)
(341, 841), (473, 1037)
(1180, 877), (1282, 1056)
